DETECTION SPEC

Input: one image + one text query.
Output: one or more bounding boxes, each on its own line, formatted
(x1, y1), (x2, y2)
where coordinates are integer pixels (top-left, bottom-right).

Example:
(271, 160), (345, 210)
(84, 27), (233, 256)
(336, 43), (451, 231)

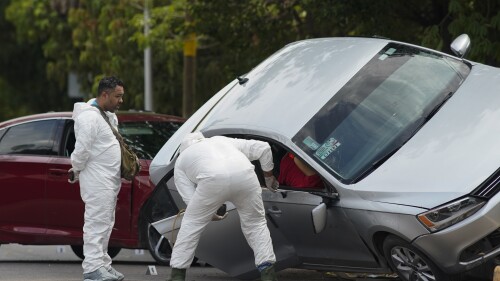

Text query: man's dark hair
(97, 76), (124, 96)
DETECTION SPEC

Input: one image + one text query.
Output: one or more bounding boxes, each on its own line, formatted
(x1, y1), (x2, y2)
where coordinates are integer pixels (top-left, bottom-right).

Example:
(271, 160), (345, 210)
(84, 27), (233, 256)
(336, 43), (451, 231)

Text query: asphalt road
(0, 244), (492, 281)
(0, 244), (400, 281)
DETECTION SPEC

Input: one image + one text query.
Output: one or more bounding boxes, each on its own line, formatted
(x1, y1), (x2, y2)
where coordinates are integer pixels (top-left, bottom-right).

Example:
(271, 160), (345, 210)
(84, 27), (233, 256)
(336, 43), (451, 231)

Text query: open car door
(260, 185), (380, 272)
(153, 174), (379, 279)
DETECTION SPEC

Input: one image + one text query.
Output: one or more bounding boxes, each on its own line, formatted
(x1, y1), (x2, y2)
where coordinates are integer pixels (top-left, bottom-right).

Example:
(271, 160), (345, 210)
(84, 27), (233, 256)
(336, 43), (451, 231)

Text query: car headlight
(417, 196), (486, 232)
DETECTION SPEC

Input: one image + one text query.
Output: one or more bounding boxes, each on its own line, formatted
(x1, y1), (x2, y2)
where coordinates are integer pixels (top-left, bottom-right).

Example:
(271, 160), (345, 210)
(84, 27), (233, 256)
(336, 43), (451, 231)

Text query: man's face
(102, 85), (124, 113)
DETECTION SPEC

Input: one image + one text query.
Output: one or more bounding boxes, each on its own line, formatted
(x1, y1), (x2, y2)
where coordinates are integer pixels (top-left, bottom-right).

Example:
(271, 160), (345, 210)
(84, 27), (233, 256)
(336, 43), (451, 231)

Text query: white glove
(264, 175), (279, 192)
(212, 212), (228, 221)
(212, 204), (227, 221)
(68, 168), (80, 184)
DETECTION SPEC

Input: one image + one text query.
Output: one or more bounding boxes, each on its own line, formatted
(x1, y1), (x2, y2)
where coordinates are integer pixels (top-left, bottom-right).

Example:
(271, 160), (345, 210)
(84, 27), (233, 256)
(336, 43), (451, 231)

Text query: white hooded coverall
(71, 100), (122, 274)
(170, 133), (276, 269)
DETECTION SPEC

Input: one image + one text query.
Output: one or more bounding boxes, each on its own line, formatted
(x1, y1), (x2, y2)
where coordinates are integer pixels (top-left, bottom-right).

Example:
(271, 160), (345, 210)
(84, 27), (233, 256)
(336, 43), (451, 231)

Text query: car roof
(198, 37), (391, 138)
(0, 111), (185, 129)
(198, 37), (462, 139)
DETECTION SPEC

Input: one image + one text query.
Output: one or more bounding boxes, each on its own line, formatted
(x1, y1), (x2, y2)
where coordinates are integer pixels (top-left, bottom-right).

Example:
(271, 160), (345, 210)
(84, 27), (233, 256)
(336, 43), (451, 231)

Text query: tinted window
(119, 121), (182, 160)
(0, 128), (6, 141)
(293, 43), (470, 183)
(0, 120), (58, 156)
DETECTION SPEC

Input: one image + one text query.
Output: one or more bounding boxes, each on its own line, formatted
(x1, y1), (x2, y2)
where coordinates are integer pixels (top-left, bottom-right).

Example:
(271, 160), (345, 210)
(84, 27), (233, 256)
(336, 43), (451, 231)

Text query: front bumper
(413, 194), (500, 274)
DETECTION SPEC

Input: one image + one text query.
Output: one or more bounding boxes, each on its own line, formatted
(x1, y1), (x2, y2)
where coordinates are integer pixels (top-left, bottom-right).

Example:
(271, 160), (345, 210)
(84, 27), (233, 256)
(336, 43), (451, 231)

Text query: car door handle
(267, 208), (282, 215)
(48, 168), (69, 176)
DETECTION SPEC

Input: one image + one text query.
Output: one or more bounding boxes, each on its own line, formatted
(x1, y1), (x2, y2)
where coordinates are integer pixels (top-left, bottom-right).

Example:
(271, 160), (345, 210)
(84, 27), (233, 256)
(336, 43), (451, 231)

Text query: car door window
(62, 121), (76, 157)
(0, 120), (58, 156)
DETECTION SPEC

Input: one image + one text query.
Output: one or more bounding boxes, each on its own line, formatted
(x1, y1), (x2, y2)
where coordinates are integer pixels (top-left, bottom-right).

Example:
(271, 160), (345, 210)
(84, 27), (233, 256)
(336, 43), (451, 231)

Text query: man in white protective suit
(169, 132), (280, 281)
(69, 76), (125, 281)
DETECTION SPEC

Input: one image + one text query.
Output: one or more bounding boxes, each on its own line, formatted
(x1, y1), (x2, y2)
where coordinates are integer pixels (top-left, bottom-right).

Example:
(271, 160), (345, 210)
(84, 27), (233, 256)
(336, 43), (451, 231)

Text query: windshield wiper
(351, 92), (455, 184)
(425, 91), (453, 120)
(351, 144), (404, 184)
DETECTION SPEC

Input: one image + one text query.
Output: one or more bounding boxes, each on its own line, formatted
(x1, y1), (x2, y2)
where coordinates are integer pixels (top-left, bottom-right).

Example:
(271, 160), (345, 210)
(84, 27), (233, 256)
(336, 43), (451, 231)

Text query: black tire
(145, 222), (172, 265)
(70, 245), (121, 260)
(383, 235), (463, 281)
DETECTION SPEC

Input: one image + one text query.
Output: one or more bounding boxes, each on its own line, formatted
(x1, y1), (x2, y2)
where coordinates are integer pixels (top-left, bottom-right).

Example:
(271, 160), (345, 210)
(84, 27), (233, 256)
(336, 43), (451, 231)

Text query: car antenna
(237, 76), (249, 85)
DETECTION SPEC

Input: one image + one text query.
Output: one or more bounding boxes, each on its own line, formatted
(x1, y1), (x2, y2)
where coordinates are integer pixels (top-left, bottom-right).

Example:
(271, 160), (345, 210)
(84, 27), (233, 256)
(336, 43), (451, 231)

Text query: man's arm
(71, 113), (98, 172)
(223, 137), (274, 172)
(222, 137), (279, 191)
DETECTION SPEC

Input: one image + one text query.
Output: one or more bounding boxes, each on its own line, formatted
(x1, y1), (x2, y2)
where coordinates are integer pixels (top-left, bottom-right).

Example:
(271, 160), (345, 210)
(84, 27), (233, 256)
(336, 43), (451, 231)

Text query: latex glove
(212, 212), (228, 221)
(212, 204), (227, 221)
(68, 168), (80, 184)
(264, 175), (279, 192)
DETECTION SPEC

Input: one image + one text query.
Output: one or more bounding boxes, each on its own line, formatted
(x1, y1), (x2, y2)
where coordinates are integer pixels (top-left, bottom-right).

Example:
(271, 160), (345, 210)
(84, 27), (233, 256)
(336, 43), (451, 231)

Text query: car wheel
(70, 245), (121, 260)
(383, 235), (463, 281)
(146, 222), (172, 265)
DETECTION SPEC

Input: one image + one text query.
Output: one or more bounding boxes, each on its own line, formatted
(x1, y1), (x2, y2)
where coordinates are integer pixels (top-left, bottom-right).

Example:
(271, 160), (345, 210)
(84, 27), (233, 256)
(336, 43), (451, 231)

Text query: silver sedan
(149, 35), (499, 281)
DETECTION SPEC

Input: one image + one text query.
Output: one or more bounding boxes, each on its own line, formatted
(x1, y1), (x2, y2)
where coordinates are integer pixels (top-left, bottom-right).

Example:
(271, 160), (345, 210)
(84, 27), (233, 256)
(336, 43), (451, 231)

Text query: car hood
(354, 63), (500, 209)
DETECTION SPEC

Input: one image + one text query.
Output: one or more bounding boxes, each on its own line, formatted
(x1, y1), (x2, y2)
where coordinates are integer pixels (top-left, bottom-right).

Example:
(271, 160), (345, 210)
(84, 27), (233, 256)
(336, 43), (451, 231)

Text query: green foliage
(0, 0), (72, 121)
(1, 0), (499, 121)
(4, 0), (188, 117)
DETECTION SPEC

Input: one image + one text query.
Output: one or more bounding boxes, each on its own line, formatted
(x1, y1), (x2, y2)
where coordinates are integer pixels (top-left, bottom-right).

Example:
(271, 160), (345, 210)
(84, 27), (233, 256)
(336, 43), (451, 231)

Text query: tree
(3, 0), (498, 121)
(5, 0), (187, 115)
(0, 0), (72, 121)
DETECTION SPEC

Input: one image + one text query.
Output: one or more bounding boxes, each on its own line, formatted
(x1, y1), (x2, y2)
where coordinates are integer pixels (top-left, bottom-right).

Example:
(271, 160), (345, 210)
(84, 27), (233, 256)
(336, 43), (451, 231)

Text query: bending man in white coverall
(169, 132), (280, 281)
(69, 76), (125, 281)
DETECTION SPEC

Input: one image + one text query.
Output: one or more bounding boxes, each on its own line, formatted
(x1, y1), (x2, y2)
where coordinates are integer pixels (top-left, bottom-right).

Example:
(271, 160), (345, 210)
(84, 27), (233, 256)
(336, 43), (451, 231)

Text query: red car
(0, 111), (184, 264)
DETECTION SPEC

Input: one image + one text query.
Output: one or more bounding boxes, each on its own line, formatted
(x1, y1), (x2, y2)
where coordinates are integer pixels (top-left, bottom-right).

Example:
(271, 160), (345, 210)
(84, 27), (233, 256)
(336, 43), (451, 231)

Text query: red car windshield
(119, 121), (182, 160)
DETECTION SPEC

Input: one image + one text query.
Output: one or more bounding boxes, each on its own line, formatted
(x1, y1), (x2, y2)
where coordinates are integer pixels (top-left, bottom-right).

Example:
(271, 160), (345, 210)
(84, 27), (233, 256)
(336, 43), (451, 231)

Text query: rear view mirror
(311, 203), (327, 234)
(450, 34), (471, 58)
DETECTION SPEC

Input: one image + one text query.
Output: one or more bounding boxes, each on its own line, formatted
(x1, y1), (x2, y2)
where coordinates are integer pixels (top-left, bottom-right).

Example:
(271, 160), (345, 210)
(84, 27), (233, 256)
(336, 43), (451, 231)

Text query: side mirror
(311, 203), (327, 234)
(450, 34), (471, 58)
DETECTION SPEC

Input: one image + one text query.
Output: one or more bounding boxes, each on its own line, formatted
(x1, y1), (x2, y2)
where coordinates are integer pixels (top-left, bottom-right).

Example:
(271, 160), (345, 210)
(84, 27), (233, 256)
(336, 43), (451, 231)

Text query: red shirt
(278, 153), (323, 189)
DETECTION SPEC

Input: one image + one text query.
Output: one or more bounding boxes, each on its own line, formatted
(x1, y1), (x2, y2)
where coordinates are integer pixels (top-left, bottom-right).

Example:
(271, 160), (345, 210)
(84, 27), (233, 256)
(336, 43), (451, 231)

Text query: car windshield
(293, 43), (471, 183)
(119, 121), (182, 160)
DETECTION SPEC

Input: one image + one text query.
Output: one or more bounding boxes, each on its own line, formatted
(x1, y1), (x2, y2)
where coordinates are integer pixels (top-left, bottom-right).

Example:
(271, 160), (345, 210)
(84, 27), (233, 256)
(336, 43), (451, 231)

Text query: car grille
(471, 167), (500, 199)
(459, 227), (500, 262)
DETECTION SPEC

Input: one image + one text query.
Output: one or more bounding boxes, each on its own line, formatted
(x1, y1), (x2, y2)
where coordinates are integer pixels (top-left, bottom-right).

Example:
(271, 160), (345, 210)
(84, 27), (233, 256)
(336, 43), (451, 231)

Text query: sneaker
(107, 267), (124, 281)
(83, 266), (119, 281)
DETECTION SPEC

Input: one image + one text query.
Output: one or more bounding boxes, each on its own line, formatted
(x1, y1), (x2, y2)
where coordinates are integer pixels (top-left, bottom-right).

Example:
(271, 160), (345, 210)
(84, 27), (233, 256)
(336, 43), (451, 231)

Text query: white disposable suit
(71, 100), (121, 274)
(170, 132), (276, 269)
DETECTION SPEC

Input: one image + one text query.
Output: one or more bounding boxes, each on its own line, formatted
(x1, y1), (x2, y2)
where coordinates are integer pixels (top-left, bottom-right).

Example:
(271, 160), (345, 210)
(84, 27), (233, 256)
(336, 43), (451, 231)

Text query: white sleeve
(174, 161), (196, 206)
(225, 137), (274, 172)
(71, 113), (98, 172)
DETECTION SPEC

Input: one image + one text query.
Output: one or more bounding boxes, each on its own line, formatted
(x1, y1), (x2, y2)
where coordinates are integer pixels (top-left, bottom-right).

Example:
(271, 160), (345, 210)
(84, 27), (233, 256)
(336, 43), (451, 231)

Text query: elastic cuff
(257, 261), (273, 272)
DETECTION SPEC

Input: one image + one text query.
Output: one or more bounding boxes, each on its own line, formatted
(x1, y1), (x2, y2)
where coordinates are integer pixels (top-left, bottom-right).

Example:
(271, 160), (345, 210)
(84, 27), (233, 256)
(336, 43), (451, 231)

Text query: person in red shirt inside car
(278, 152), (323, 189)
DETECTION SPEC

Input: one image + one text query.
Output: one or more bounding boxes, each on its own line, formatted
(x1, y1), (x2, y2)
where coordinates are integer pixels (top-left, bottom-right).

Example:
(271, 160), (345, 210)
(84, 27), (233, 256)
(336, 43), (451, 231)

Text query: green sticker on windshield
(315, 137), (341, 160)
(303, 136), (320, 150)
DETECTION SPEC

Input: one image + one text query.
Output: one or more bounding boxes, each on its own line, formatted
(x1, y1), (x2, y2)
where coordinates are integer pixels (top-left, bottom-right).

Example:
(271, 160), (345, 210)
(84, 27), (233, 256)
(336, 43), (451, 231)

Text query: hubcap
(148, 223), (172, 263)
(390, 246), (436, 281)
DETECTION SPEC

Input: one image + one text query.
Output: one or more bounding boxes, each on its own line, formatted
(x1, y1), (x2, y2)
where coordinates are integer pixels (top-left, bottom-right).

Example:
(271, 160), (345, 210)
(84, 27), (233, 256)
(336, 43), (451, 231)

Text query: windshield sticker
(314, 137), (341, 160)
(378, 54), (388, 61)
(379, 48), (397, 61)
(303, 136), (320, 150)
(385, 48), (396, 55)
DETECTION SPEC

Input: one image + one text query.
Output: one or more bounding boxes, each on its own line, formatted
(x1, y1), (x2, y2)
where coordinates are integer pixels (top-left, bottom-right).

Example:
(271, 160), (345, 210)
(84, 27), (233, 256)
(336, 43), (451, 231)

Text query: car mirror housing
(311, 203), (327, 234)
(450, 34), (471, 58)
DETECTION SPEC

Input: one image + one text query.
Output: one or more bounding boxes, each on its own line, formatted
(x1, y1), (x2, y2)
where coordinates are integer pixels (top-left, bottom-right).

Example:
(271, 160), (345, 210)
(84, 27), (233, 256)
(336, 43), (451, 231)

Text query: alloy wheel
(390, 246), (436, 281)
(147, 222), (172, 265)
